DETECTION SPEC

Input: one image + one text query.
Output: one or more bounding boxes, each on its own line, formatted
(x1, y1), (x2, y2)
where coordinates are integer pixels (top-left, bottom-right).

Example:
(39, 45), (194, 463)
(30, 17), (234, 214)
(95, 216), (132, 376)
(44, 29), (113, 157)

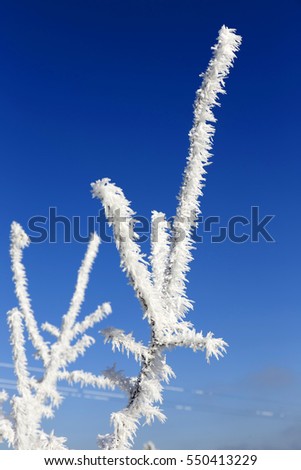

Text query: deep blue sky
(0, 0), (301, 450)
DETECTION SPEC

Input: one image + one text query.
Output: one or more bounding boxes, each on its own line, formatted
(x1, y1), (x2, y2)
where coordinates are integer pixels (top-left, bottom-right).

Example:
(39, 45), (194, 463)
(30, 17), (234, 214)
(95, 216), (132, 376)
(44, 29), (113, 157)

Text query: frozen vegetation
(0, 26), (241, 449)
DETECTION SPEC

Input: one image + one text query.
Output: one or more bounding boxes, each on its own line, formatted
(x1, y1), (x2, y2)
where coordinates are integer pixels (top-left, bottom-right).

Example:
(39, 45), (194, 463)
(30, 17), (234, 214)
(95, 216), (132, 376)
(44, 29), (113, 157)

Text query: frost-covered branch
(38, 431), (67, 450)
(10, 222), (49, 364)
(71, 303), (111, 338)
(101, 328), (149, 363)
(92, 25), (240, 449)
(0, 391), (8, 403)
(167, 329), (228, 363)
(165, 26), (242, 317)
(41, 322), (60, 338)
(62, 233), (101, 333)
(97, 348), (173, 449)
(3, 25), (240, 451)
(103, 366), (136, 396)
(0, 390), (15, 446)
(62, 334), (95, 364)
(58, 370), (115, 390)
(150, 211), (171, 292)
(3, 228), (113, 449)
(0, 416), (15, 447)
(91, 180), (172, 337)
(7, 308), (31, 399)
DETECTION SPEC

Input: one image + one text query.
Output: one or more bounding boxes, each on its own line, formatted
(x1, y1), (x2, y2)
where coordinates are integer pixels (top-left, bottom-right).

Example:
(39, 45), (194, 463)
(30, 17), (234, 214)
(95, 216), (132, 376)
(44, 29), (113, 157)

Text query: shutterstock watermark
(27, 206), (275, 244)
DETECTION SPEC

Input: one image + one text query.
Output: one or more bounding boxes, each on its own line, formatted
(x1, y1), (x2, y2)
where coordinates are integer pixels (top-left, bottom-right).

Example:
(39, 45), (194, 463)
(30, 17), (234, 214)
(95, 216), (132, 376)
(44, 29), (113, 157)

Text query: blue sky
(0, 0), (301, 450)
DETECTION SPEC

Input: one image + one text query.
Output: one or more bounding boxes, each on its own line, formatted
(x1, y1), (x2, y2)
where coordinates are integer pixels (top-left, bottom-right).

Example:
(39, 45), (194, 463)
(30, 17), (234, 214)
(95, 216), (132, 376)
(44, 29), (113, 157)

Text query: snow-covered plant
(0, 224), (113, 449)
(91, 25), (241, 449)
(1, 25), (241, 450)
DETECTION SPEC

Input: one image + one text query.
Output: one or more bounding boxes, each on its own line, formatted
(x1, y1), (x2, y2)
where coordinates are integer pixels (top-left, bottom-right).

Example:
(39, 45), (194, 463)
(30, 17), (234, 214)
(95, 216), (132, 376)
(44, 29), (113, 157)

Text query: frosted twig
(10, 222), (49, 364)
(103, 366), (137, 395)
(101, 328), (149, 363)
(41, 322), (60, 338)
(167, 329), (228, 363)
(150, 211), (171, 292)
(91, 180), (171, 337)
(3, 25), (240, 451)
(92, 25), (240, 449)
(165, 26), (242, 317)
(7, 308), (31, 398)
(62, 233), (101, 333)
(4, 229), (112, 449)
(71, 303), (111, 339)
(58, 370), (115, 390)
(0, 390), (15, 446)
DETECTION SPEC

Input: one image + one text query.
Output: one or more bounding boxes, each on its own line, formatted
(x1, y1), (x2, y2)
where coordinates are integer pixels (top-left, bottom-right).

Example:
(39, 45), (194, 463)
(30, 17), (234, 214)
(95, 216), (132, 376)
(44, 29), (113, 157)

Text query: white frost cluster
(91, 26), (241, 449)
